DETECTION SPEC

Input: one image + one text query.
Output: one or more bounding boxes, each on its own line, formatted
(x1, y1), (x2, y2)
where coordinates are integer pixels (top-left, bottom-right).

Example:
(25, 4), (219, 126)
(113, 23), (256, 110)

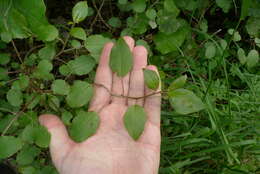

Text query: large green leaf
(143, 69), (160, 90)
(38, 43), (56, 60)
(0, 53), (10, 65)
(110, 38), (133, 77)
(154, 27), (189, 54)
(72, 1), (88, 23)
(132, 0), (146, 13)
(124, 105), (146, 140)
(13, 0), (58, 41)
(34, 125), (51, 148)
(69, 111), (100, 142)
(66, 81), (93, 108)
(84, 35), (110, 62)
(16, 145), (40, 165)
(0, 136), (23, 159)
(69, 55), (96, 76)
(164, 0), (180, 15)
(169, 88), (205, 115)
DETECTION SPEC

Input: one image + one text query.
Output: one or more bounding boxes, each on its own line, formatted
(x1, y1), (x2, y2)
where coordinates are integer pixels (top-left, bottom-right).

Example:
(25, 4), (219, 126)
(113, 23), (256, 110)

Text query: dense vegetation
(0, 0), (259, 173)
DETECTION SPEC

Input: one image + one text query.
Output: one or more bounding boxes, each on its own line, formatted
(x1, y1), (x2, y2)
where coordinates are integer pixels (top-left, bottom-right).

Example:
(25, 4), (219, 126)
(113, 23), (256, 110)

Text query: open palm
(39, 36), (161, 174)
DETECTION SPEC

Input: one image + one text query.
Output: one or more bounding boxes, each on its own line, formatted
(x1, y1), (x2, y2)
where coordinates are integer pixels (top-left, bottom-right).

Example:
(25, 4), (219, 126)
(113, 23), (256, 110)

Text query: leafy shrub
(0, 0), (259, 173)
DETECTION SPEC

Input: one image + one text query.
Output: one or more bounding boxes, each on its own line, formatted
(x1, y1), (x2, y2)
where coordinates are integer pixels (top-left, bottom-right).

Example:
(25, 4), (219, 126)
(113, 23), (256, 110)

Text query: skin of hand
(39, 36), (161, 174)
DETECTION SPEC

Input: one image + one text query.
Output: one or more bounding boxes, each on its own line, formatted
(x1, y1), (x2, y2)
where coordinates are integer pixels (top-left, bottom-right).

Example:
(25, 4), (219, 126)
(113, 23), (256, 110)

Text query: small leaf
(132, 0), (146, 13)
(38, 43), (56, 60)
(7, 89), (23, 107)
(164, 0), (180, 16)
(34, 125), (51, 148)
(145, 9), (157, 20)
(237, 48), (247, 65)
(168, 75), (187, 91)
(108, 17), (122, 28)
(255, 38), (260, 48)
(69, 111), (100, 142)
(228, 29), (241, 42)
(33, 60), (53, 80)
(205, 42), (216, 59)
(84, 35), (110, 61)
(247, 49), (259, 68)
(51, 80), (70, 95)
(216, 0), (232, 13)
(16, 146), (40, 165)
(0, 53), (10, 65)
(124, 105), (146, 140)
(143, 69), (160, 90)
(110, 38), (133, 77)
(0, 136), (23, 159)
(70, 27), (86, 40)
(72, 1), (88, 23)
(66, 81), (93, 108)
(71, 39), (81, 49)
(62, 111), (73, 126)
(169, 88), (204, 115)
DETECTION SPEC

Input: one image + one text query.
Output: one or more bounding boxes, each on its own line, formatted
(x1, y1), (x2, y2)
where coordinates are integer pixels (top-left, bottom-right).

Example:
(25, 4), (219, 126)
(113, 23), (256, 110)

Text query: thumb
(39, 114), (75, 168)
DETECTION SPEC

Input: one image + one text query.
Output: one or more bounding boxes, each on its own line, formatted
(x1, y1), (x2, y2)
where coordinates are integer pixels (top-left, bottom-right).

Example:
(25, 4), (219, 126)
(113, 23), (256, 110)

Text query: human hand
(39, 36), (161, 174)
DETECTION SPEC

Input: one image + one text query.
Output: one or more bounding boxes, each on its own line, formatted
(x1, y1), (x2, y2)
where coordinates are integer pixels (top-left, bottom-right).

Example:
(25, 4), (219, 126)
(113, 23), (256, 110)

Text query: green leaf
(169, 88), (205, 115)
(146, 9), (157, 20)
(34, 125), (51, 148)
(84, 35), (110, 62)
(19, 75), (30, 90)
(66, 81), (93, 108)
(21, 125), (35, 144)
(237, 48), (247, 65)
(205, 42), (216, 59)
(132, 0), (146, 13)
(124, 105), (146, 140)
(69, 111), (100, 142)
(21, 166), (36, 174)
(154, 27), (189, 54)
(0, 31), (12, 43)
(108, 17), (122, 28)
(71, 39), (81, 49)
(51, 80), (70, 95)
(0, 53), (10, 65)
(255, 37), (260, 48)
(240, 0), (252, 20)
(110, 38), (133, 77)
(33, 60), (53, 80)
(216, 0), (232, 13)
(246, 17), (260, 37)
(70, 27), (86, 41)
(48, 95), (60, 112)
(164, 0), (180, 16)
(16, 146), (40, 165)
(0, 136), (23, 159)
(247, 49), (259, 68)
(7, 89), (23, 107)
(143, 69), (160, 90)
(72, 1), (88, 23)
(62, 111), (73, 126)
(13, 0), (58, 41)
(228, 29), (241, 42)
(168, 75), (187, 91)
(0, 67), (9, 80)
(71, 55), (96, 76)
(38, 43), (56, 60)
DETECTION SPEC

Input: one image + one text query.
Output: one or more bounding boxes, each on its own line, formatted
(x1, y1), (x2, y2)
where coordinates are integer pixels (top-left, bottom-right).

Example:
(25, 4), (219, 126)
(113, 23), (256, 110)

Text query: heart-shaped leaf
(124, 105), (146, 140)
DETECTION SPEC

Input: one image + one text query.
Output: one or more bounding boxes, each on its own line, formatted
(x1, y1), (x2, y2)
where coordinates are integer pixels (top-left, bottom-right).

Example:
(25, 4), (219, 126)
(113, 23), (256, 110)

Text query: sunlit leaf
(70, 27), (86, 41)
(168, 75), (187, 91)
(247, 49), (259, 68)
(51, 79), (70, 95)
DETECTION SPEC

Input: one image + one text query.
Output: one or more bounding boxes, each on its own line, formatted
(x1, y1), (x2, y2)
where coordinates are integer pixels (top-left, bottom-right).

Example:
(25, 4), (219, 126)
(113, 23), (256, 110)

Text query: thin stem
(11, 40), (23, 64)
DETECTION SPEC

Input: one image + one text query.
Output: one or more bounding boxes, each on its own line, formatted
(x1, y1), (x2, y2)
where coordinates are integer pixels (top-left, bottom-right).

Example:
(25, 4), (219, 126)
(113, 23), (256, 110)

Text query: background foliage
(0, 0), (259, 173)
